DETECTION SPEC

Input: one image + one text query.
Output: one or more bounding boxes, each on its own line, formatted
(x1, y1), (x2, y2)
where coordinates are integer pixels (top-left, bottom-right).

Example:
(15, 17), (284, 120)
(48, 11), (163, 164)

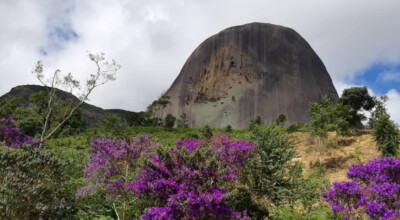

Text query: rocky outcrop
(161, 23), (338, 128)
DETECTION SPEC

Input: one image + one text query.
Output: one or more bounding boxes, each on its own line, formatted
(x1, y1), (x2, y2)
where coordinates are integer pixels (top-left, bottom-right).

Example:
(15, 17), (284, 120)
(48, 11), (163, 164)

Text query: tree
(32, 53), (120, 146)
(326, 157), (400, 219)
(309, 96), (352, 165)
(145, 100), (161, 126)
(12, 107), (42, 137)
(368, 95), (389, 129)
(164, 114), (176, 129)
(275, 114), (287, 127)
(125, 111), (147, 127)
(246, 124), (301, 206)
(339, 86), (375, 126)
(0, 97), (24, 112)
(28, 91), (48, 114)
(372, 114), (399, 157)
(157, 94), (170, 121)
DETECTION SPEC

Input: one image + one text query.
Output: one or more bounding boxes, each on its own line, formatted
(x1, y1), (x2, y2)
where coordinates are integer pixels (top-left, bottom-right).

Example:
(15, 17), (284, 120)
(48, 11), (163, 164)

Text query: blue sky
(351, 63), (400, 95)
(0, 0), (399, 124)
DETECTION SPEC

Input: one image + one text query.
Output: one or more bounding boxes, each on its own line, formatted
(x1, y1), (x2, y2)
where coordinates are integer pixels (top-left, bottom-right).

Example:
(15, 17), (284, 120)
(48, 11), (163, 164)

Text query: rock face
(162, 23), (338, 128)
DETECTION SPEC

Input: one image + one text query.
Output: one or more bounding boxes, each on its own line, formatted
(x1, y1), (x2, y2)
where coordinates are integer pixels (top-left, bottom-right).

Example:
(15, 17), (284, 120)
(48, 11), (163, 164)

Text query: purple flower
(326, 157), (400, 219)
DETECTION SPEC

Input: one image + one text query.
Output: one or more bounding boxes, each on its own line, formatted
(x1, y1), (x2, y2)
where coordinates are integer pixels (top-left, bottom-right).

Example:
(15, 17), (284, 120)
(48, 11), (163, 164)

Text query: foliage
(200, 125), (213, 139)
(12, 107), (42, 136)
(0, 109), (40, 148)
(309, 96), (351, 137)
(309, 96), (352, 164)
(225, 124), (233, 133)
(248, 115), (262, 130)
(0, 96), (24, 112)
(275, 114), (287, 127)
(368, 95), (389, 129)
(246, 124), (301, 205)
(286, 123), (306, 133)
(326, 157), (400, 219)
(130, 133), (255, 219)
(339, 86), (375, 126)
(146, 95), (171, 125)
(97, 113), (127, 137)
(32, 52), (120, 145)
(0, 146), (75, 218)
(125, 111), (148, 127)
(225, 187), (269, 219)
(164, 114), (176, 129)
(77, 136), (158, 220)
(176, 113), (189, 128)
(29, 90), (48, 114)
(372, 114), (399, 157)
(270, 205), (339, 220)
(57, 108), (86, 137)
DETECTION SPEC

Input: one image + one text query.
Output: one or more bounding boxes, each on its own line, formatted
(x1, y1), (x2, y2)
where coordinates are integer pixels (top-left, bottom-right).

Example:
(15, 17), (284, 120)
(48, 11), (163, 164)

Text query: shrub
(0, 146), (75, 218)
(130, 133), (255, 219)
(246, 124), (300, 205)
(77, 136), (158, 220)
(164, 114), (176, 129)
(372, 114), (399, 157)
(200, 125), (213, 139)
(326, 157), (400, 219)
(248, 116), (262, 130)
(225, 124), (233, 133)
(225, 188), (269, 219)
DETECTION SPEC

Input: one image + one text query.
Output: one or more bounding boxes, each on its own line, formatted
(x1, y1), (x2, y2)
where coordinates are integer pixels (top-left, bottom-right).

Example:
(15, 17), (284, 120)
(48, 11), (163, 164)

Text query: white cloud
(380, 72), (400, 82)
(1, 0), (400, 115)
(386, 89), (400, 125)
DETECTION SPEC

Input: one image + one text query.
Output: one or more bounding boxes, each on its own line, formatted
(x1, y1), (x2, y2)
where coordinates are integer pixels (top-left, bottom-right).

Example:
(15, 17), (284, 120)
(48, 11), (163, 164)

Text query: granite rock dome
(161, 23), (338, 128)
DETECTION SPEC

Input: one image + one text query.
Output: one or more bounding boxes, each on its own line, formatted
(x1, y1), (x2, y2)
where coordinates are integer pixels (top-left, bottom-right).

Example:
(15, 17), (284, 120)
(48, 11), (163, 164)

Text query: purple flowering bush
(129, 133), (255, 219)
(326, 157), (400, 219)
(0, 110), (40, 148)
(76, 135), (159, 219)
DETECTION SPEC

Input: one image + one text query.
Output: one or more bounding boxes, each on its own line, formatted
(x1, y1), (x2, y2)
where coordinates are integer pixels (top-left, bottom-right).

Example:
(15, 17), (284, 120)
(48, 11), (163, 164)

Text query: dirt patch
(291, 131), (379, 183)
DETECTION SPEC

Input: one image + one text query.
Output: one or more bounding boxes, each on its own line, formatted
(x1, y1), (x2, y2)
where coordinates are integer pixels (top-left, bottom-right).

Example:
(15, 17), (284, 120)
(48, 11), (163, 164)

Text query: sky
(0, 0), (399, 124)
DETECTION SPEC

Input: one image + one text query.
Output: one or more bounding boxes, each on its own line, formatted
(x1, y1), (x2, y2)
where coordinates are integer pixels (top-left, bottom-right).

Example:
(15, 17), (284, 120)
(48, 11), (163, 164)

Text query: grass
(46, 126), (381, 185)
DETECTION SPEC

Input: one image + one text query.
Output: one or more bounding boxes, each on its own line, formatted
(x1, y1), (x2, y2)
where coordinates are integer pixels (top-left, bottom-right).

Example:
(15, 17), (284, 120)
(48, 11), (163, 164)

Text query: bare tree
(32, 53), (121, 146)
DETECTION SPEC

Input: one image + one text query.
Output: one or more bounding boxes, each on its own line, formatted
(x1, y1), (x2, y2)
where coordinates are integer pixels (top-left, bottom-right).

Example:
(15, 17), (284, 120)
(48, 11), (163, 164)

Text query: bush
(372, 114), (399, 157)
(248, 116), (262, 130)
(326, 157), (400, 219)
(225, 124), (233, 133)
(286, 123), (306, 133)
(131, 134), (255, 219)
(225, 188), (269, 219)
(164, 114), (176, 129)
(246, 124), (300, 205)
(200, 125), (213, 139)
(0, 146), (75, 218)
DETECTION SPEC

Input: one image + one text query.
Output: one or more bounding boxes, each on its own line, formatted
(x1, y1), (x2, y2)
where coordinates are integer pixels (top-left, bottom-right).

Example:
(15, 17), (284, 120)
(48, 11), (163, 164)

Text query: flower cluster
(0, 110), (40, 148)
(326, 157), (400, 219)
(76, 135), (158, 199)
(130, 133), (255, 219)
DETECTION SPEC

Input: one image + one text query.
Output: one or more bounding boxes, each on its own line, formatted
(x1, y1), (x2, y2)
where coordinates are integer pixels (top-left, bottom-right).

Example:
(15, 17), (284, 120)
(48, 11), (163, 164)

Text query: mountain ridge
(0, 84), (133, 127)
